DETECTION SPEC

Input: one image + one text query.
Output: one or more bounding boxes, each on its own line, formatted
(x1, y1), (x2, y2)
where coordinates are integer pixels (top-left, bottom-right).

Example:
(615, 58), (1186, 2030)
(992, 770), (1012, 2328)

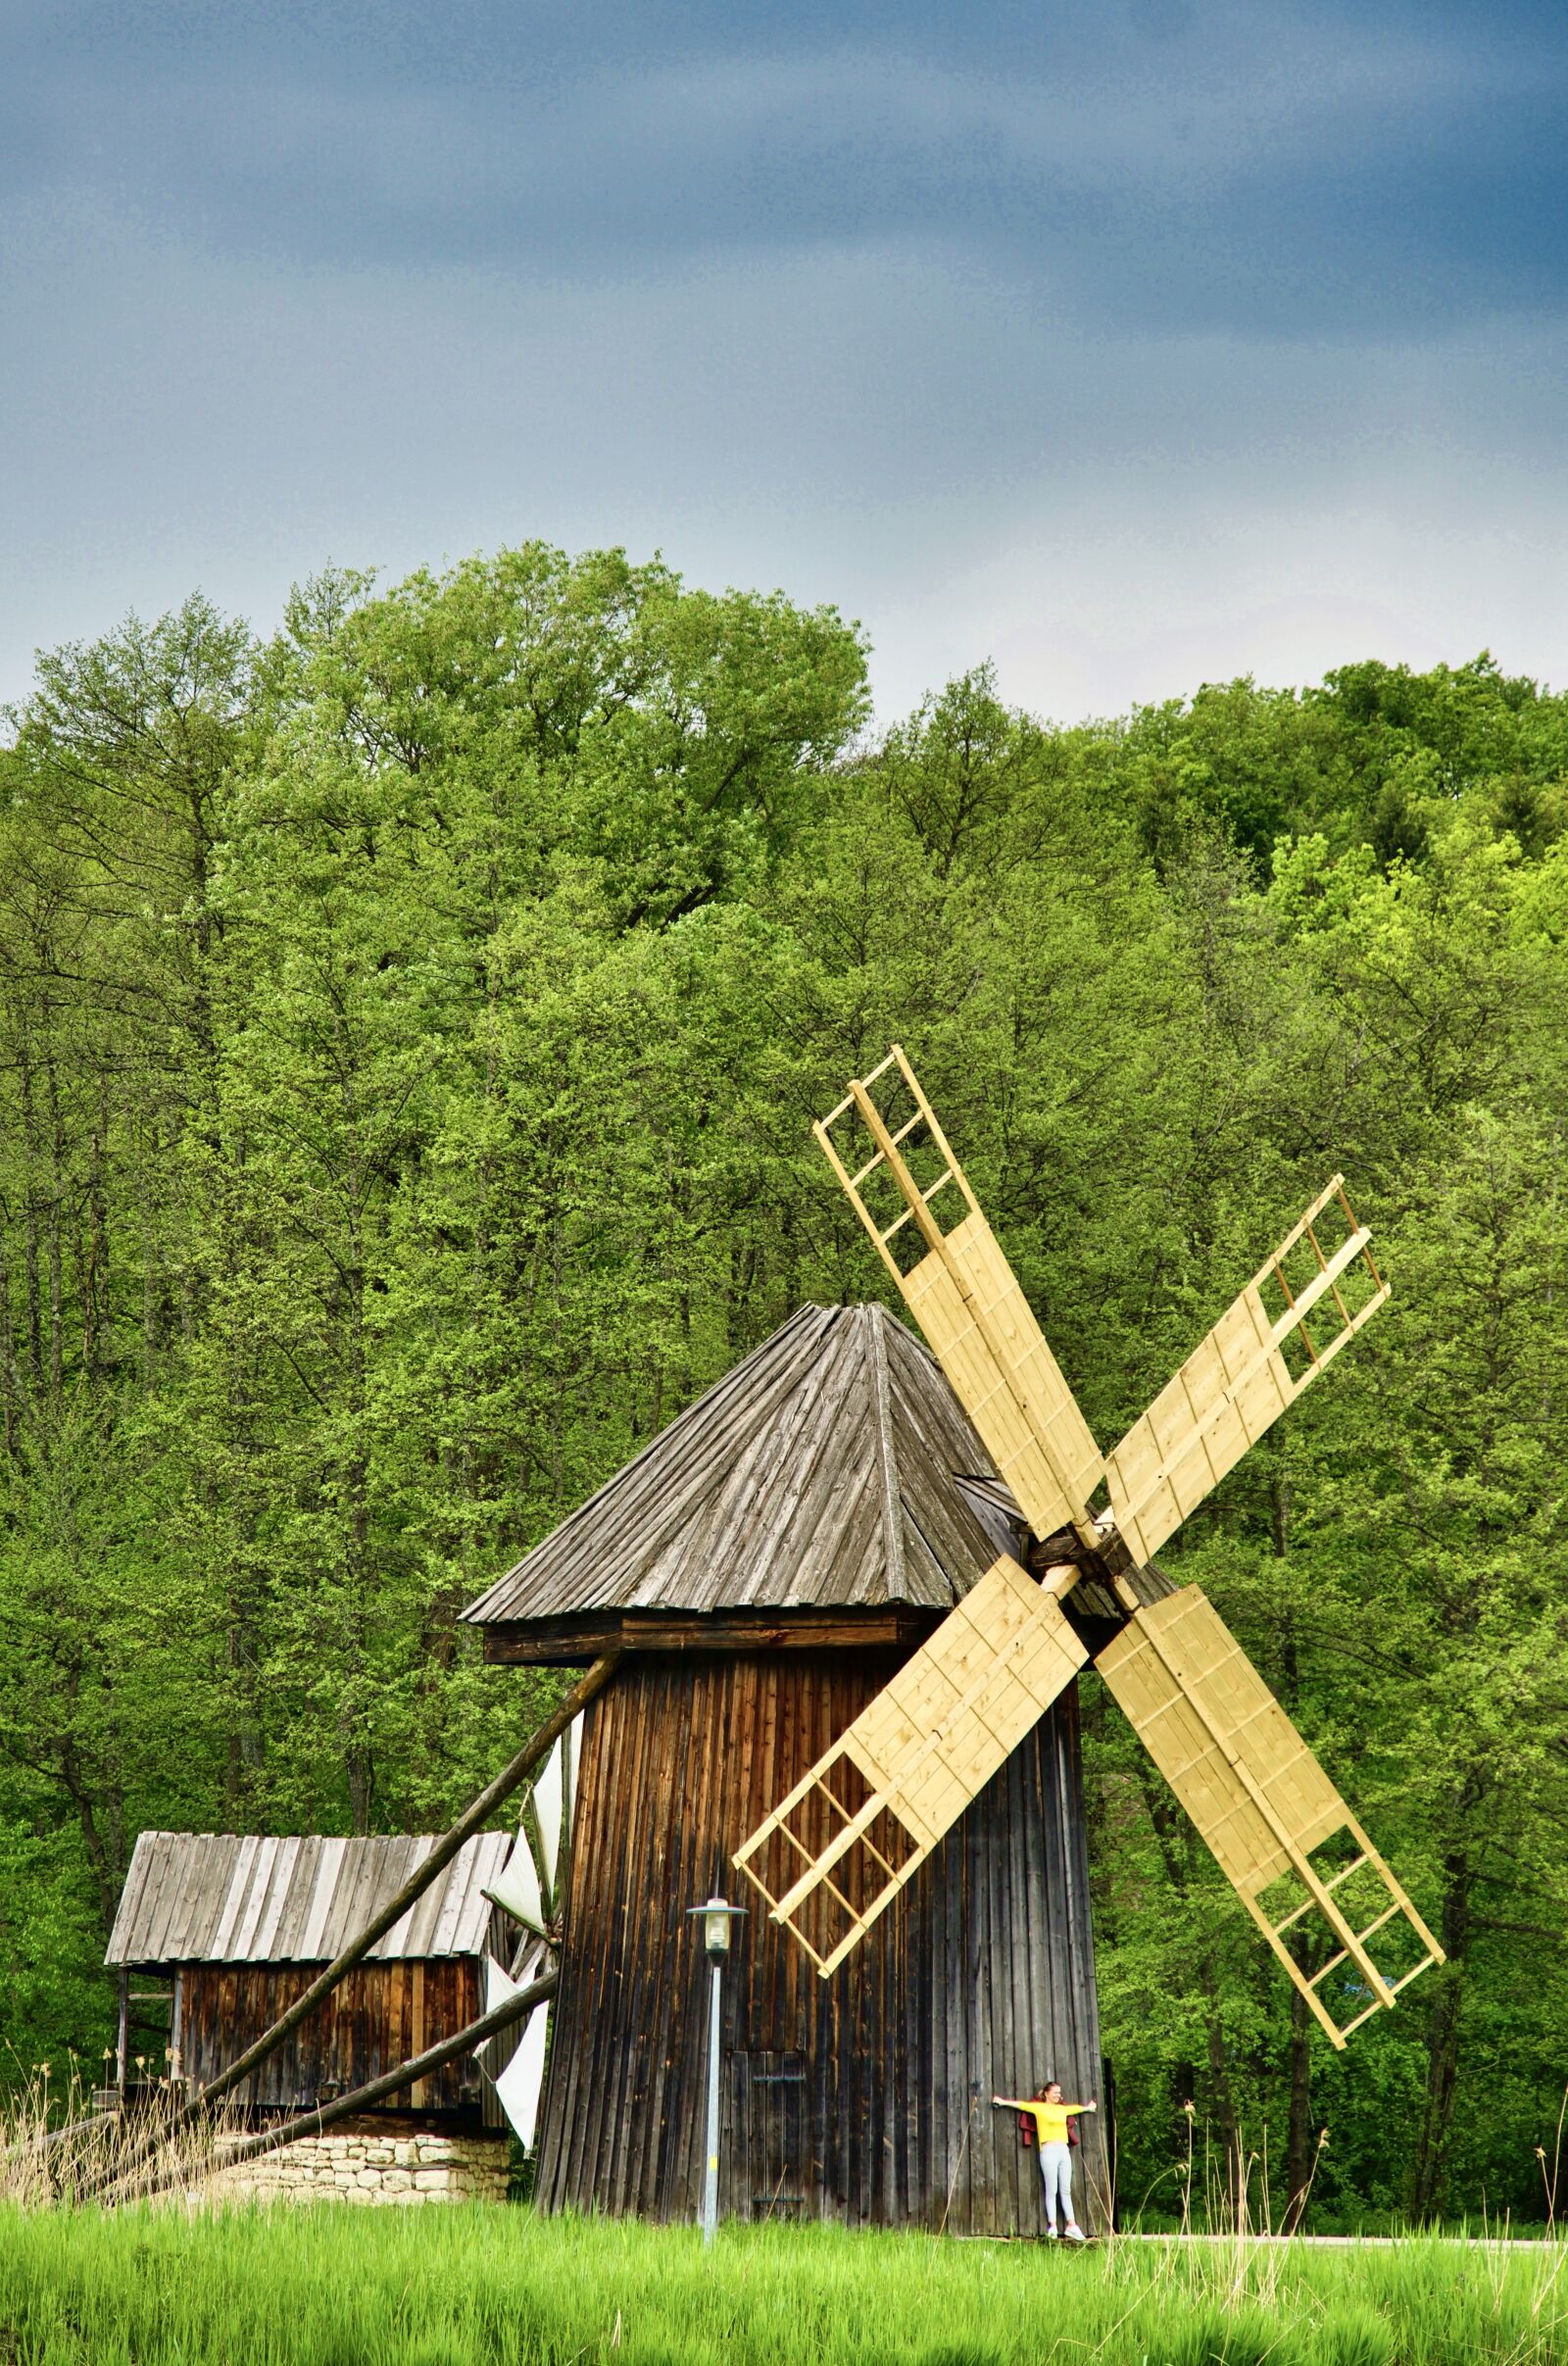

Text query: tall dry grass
(1, 2064), (244, 2210)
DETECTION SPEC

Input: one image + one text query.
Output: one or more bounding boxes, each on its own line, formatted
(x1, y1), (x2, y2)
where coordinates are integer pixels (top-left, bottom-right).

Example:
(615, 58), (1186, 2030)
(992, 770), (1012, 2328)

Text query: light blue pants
(1038, 2141), (1075, 2230)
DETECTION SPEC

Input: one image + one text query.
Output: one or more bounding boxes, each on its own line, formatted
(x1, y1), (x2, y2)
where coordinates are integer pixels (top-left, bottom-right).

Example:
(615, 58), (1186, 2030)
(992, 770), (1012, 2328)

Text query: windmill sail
(1104, 1178), (1389, 1565)
(751, 1043), (1441, 2042)
(1097, 1587), (1444, 2044)
(485, 1834), (547, 1937)
(480, 1952), (551, 2145)
(734, 1554), (1086, 1976)
(814, 1047), (1103, 1548)
(529, 1737), (564, 1896)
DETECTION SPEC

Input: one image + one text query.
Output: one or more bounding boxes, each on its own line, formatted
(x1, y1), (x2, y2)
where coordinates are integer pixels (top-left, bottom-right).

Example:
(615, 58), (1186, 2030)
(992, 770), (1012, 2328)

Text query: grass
(0, 2206), (1565, 2366)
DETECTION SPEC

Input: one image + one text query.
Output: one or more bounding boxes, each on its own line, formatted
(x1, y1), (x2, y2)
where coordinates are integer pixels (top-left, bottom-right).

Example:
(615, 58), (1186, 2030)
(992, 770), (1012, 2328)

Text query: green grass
(0, 2206), (1564, 2366)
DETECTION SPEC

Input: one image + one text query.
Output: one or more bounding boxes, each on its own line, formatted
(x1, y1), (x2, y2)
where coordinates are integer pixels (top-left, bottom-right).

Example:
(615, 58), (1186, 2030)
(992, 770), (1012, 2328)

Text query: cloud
(6, 3), (1567, 333)
(2, 186), (1565, 722)
(1, 2), (1564, 725)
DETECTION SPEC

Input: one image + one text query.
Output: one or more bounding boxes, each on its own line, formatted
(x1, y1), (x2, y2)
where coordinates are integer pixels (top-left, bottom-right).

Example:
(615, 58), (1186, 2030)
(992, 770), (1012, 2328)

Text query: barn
(104, 1829), (519, 2201)
(463, 1301), (1134, 2236)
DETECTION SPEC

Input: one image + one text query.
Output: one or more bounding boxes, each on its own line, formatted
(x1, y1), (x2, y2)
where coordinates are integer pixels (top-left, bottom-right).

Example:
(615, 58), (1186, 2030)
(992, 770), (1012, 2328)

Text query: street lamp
(687, 1895), (747, 2244)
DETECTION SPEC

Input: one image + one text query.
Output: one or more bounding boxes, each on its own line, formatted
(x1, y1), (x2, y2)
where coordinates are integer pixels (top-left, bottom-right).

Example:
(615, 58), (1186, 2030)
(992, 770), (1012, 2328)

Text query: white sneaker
(1045, 2226), (1058, 2239)
(1064, 2224), (1086, 2243)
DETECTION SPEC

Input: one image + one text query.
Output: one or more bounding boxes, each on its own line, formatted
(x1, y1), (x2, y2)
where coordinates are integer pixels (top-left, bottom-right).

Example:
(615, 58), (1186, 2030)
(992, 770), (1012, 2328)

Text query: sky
(3, 0), (1566, 725)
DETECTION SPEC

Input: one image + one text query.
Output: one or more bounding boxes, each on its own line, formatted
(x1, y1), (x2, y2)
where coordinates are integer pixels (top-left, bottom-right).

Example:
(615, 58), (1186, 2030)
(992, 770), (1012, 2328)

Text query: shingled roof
(462, 1303), (1025, 1639)
(106, 1830), (510, 1968)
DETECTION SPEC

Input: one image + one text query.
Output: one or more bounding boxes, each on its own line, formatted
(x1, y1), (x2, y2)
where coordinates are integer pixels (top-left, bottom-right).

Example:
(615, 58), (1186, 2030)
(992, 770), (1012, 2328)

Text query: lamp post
(687, 1896), (747, 2244)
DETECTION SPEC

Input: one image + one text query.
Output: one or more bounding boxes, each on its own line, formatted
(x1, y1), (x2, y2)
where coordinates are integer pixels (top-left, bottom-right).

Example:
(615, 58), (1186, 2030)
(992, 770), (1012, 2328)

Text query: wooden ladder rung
(775, 1914), (829, 1973)
(818, 1782), (901, 1883)
(1387, 1955), (1439, 1997)
(1305, 1898), (1402, 1987)
(825, 1049), (902, 1131)
(1278, 1852), (1371, 1930)
(878, 1172), (958, 1244)
(1336, 1996), (1388, 2040)
(851, 1109), (924, 1189)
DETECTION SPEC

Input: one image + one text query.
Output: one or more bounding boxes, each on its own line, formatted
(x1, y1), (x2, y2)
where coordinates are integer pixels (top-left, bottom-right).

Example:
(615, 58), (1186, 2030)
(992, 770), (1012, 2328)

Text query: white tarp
(481, 1954), (549, 2150)
(485, 1832), (546, 1934)
(530, 1736), (564, 1896)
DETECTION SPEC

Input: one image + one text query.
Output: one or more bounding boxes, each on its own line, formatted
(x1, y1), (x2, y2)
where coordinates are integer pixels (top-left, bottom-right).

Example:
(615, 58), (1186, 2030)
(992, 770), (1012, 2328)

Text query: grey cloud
(3, 0), (1565, 733)
(2, 200), (1565, 719)
(7, 6), (1566, 335)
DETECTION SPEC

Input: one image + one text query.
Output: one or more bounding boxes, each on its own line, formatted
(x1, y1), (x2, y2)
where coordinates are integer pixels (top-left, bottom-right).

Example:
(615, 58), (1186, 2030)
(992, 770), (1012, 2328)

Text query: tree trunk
(1283, 1965), (1314, 2230)
(1408, 1849), (1470, 2218)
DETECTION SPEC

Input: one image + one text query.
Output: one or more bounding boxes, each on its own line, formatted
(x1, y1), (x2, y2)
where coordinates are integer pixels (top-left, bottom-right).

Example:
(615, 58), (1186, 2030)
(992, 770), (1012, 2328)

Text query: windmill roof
(461, 1304), (1023, 1630)
(105, 1829), (510, 1968)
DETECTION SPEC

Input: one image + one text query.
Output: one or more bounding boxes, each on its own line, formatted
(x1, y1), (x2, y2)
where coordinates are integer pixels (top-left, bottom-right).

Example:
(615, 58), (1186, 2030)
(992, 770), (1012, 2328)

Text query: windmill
(734, 1045), (1442, 2048)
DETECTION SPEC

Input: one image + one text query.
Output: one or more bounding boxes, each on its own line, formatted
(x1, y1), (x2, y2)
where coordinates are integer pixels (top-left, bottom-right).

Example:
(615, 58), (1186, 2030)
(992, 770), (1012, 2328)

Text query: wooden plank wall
(179, 1960), (483, 2116)
(534, 1651), (1108, 2236)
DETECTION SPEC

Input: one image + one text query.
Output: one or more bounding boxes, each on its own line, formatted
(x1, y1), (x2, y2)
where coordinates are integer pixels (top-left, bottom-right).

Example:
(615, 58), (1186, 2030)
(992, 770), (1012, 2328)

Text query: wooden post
(115, 1968), (129, 2094)
(410, 1964), (427, 2109)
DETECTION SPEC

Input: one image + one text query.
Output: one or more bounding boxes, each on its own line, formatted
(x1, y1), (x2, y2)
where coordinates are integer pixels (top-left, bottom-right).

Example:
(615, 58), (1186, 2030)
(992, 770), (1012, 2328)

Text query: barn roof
(105, 1829), (510, 1968)
(461, 1303), (1025, 1632)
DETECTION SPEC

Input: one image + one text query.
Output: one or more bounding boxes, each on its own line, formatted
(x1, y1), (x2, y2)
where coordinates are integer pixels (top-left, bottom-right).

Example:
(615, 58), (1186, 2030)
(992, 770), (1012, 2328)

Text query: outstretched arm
(991, 2095), (1031, 2109)
(1063, 2100), (1099, 2114)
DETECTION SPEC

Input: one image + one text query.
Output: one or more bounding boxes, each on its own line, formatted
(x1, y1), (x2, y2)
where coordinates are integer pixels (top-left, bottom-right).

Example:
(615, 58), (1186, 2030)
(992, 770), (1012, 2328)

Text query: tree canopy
(3, 549), (1566, 2228)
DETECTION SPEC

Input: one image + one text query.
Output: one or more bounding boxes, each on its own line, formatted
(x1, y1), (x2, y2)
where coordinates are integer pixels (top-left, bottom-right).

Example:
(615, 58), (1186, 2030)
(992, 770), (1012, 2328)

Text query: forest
(1, 544), (1566, 2231)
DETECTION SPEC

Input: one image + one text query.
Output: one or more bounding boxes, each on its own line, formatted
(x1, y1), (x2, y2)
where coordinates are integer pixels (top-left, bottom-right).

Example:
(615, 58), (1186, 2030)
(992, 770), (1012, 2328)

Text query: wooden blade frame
(1106, 1177), (1390, 1566)
(733, 1556), (1087, 1977)
(809, 1045), (1435, 2034)
(1097, 1586), (1444, 2046)
(814, 1046), (1104, 1551)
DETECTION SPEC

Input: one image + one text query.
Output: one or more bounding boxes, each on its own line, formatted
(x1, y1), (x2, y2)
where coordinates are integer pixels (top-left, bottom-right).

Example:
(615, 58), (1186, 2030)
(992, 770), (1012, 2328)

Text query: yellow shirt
(1026, 2102), (1084, 2146)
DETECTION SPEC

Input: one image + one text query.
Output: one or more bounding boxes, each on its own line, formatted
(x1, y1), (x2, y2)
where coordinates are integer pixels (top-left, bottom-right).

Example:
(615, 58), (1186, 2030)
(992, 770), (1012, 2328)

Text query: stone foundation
(210, 2119), (511, 2206)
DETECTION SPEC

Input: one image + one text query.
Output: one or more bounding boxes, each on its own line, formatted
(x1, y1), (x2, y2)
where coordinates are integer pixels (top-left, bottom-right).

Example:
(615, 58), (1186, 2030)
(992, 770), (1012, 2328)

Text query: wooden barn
(463, 1302), (1149, 2236)
(105, 1829), (514, 2127)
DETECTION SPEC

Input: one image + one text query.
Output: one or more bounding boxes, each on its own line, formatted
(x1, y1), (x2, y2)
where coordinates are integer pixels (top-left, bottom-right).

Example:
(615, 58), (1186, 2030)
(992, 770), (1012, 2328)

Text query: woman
(991, 2080), (1098, 2241)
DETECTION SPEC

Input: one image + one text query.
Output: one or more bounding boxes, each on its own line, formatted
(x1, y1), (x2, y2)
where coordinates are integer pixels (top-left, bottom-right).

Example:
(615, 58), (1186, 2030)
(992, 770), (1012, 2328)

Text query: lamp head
(689, 1895), (747, 1960)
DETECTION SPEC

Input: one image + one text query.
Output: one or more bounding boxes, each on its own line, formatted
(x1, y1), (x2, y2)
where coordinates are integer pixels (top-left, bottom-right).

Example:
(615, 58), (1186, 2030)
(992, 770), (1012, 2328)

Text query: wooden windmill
(463, 1296), (1115, 2233)
(734, 1046), (1443, 2048)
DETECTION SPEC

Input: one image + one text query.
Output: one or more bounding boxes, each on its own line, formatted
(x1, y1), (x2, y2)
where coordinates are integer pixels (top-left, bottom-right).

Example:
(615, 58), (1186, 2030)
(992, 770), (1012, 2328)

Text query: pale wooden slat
(902, 1224), (1100, 1546)
(129, 1832), (189, 1962)
(811, 1047), (1104, 1550)
(733, 1557), (1088, 1975)
(1106, 1185), (1389, 1564)
(377, 1838), (432, 1957)
(104, 1831), (161, 1965)
(209, 1836), (262, 1961)
(297, 1837), (349, 1960)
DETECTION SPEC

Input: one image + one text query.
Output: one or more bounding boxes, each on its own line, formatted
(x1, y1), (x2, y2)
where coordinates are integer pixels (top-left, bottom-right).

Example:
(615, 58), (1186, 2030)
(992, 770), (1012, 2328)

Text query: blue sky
(4, 1), (1565, 720)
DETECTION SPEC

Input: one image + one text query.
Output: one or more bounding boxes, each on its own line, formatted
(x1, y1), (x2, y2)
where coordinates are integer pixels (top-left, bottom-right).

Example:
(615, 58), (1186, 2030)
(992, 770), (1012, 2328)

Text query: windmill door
(732, 2051), (808, 2220)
